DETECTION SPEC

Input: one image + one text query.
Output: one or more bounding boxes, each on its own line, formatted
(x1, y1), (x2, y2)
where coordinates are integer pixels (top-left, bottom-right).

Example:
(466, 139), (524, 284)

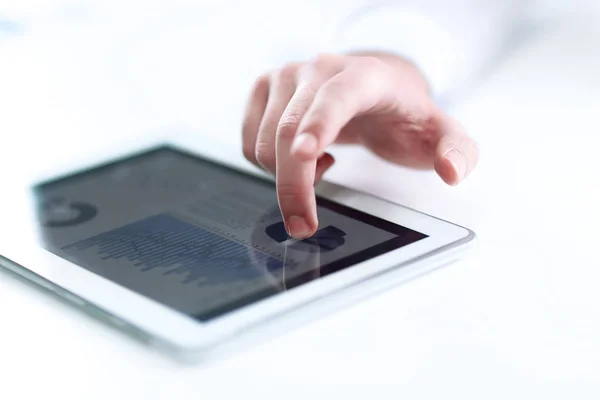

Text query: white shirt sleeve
(328, 0), (529, 101)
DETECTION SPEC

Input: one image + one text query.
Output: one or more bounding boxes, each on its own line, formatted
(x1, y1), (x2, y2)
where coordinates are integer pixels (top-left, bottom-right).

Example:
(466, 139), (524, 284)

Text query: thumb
(434, 116), (480, 186)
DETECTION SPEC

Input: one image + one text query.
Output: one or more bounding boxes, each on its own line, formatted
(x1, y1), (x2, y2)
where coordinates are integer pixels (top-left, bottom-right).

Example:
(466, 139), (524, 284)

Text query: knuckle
(276, 62), (301, 84)
(318, 81), (346, 106)
(277, 120), (300, 141)
(254, 141), (275, 169)
(277, 182), (305, 204)
(301, 53), (342, 81)
(322, 79), (346, 97)
(311, 53), (339, 70)
(277, 112), (302, 140)
(358, 55), (384, 71)
(252, 73), (270, 92)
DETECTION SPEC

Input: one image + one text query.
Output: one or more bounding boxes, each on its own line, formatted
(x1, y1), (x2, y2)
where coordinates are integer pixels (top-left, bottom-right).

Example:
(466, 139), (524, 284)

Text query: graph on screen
(61, 214), (284, 286)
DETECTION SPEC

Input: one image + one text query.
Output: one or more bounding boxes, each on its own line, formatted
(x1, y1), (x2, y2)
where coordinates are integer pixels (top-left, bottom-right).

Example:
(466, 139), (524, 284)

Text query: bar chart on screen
(61, 213), (284, 286)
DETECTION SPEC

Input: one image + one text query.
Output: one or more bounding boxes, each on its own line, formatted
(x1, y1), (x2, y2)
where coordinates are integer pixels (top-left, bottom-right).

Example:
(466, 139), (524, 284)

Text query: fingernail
(291, 133), (318, 157)
(444, 149), (467, 183)
(287, 216), (311, 239)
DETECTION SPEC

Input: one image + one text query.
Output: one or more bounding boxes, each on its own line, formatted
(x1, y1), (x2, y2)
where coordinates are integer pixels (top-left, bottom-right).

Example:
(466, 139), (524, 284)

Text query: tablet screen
(33, 147), (427, 321)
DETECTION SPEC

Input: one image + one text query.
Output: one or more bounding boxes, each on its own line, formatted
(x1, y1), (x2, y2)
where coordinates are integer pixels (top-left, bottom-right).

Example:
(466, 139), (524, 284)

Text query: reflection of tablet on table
(0, 142), (474, 361)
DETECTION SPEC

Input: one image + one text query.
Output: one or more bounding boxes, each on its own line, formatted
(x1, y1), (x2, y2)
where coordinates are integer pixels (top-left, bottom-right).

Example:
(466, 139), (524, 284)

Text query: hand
(242, 52), (479, 239)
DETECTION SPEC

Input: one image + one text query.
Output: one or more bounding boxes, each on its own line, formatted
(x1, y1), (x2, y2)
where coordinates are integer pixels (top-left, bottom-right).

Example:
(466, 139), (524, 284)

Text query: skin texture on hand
(242, 52), (479, 239)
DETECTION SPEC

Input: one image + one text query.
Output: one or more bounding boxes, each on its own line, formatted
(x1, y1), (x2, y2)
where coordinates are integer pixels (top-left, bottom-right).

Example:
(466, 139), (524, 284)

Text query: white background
(0, 1), (599, 398)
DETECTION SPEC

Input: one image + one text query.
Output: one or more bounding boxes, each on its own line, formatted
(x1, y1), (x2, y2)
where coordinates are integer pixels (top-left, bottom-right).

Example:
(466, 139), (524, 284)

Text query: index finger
(276, 60), (388, 238)
(275, 83), (321, 239)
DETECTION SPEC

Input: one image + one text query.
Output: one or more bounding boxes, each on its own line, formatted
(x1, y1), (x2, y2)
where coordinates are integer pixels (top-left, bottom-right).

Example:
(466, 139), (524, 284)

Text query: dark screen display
(34, 147), (427, 321)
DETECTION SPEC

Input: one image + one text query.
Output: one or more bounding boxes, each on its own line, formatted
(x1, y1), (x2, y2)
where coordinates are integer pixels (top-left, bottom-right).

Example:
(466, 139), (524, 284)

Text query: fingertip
(277, 183), (319, 239)
(435, 150), (463, 186)
(286, 215), (318, 239)
(435, 119), (479, 186)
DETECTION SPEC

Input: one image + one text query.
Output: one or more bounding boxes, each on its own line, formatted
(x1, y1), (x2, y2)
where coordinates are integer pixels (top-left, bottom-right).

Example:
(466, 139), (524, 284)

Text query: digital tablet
(0, 138), (474, 361)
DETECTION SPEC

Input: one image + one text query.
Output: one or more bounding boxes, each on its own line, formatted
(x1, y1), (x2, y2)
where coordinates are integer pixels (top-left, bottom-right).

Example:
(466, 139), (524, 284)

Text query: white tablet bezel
(0, 134), (474, 354)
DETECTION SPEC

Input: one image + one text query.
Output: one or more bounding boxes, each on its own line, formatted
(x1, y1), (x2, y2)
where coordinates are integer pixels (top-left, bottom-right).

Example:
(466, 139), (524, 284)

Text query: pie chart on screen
(40, 199), (98, 228)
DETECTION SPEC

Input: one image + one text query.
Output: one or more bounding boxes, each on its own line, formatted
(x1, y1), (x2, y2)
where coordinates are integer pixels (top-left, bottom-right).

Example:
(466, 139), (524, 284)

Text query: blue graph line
(62, 214), (283, 286)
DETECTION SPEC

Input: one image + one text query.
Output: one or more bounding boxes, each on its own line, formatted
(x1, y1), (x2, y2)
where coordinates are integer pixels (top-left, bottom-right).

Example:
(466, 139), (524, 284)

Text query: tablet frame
(0, 135), (475, 357)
